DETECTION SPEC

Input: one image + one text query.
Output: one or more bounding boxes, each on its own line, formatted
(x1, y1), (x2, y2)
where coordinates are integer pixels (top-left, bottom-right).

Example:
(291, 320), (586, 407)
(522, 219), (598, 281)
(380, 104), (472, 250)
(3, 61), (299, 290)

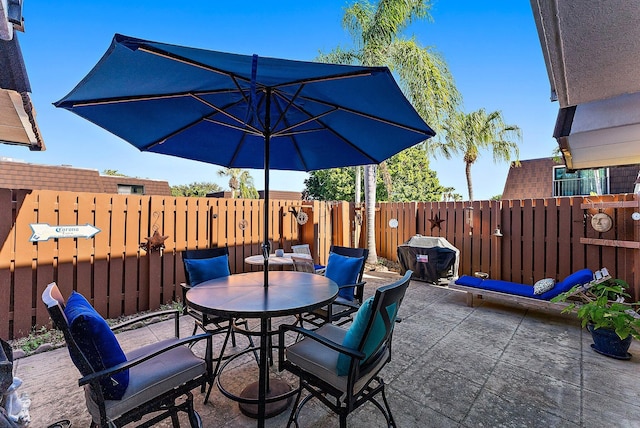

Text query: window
(117, 184), (144, 195)
(553, 166), (609, 196)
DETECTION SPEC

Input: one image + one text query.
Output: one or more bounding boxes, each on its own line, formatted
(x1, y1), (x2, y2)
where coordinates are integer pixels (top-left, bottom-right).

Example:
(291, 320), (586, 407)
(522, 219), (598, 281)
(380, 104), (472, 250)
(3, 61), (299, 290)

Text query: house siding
(502, 157), (640, 200)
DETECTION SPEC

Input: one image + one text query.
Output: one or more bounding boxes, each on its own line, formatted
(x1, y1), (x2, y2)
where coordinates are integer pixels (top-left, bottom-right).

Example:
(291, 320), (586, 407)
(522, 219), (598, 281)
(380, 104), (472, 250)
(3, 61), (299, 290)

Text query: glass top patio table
(244, 252), (311, 268)
(186, 271), (338, 427)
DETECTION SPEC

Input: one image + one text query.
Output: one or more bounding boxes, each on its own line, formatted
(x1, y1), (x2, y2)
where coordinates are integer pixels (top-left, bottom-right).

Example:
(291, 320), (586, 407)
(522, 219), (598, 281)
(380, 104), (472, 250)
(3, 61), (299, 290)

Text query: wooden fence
(1, 188), (639, 339)
(0, 189), (335, 339)
(372, 194), (640, 300)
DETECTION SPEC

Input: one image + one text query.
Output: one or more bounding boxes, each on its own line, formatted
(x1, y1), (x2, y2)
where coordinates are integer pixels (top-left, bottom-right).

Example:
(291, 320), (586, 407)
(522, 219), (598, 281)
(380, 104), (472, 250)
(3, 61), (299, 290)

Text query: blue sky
(3, 0), (558, 200)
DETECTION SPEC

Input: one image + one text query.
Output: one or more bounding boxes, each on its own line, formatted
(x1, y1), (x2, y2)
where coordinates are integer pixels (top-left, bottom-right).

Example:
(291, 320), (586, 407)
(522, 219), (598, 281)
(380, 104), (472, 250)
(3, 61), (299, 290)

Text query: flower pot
(587, 323), (632, 360)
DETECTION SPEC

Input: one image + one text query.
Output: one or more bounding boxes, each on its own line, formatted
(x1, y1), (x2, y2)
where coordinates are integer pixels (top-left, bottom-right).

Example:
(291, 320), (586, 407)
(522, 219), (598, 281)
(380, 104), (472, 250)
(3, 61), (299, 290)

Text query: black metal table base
(238, 379), (293, 418)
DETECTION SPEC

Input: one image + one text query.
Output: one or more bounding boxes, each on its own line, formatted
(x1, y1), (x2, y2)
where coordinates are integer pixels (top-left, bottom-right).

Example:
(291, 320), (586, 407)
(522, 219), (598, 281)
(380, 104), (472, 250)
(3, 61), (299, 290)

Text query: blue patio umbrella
(55, 34), (435, 286)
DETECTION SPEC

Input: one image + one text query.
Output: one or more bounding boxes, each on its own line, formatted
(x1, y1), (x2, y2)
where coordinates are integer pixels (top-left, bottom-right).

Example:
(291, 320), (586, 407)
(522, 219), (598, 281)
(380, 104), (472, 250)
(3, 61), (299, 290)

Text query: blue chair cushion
(454, 269), (594, 300)
(324, 252), (364, 301)
(64, 291), (129, 400)
(336, 297), (398, 376)
(184, 255), (230, 285)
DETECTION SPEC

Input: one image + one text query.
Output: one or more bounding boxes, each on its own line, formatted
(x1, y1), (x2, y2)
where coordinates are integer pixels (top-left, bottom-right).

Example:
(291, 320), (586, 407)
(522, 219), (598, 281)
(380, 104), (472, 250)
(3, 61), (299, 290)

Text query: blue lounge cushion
(324, 252), (364, 301)
(336, 297), (398, 376)
(64, 291), (129, 400)
(184, 254), (230, 285)
(454, 269), (593, 300)
(555, 269), (594, 292)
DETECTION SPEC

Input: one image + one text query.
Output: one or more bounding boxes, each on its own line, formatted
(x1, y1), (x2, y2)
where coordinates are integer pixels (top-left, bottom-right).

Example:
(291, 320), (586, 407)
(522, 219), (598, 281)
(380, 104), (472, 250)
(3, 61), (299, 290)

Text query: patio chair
(278, 270), (412, 428)
(41, 282), (212, 428)
(181, 247), (256, 377)
(291, 255), (317, 274)
(301, 245), (368, 327)
(291, 244), (326, 274)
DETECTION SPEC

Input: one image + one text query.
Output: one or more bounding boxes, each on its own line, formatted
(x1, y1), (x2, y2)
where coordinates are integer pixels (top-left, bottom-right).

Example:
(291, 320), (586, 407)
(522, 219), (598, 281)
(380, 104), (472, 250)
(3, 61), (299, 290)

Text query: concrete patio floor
(13, 270), (640, 427)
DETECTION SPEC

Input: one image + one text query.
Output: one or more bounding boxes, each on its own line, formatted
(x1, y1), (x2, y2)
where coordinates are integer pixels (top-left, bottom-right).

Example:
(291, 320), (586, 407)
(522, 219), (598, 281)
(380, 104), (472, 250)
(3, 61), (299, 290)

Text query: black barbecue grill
(397, 235), (459, 284)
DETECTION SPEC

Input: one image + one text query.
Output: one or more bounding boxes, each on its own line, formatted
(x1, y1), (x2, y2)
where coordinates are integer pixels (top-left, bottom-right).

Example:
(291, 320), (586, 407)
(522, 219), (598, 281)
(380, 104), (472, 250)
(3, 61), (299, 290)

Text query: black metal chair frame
(43, 283), (213, 428)
(279, 271), (412, 427)
(181, 247), (257, 380)
(301, 245), (369, 327)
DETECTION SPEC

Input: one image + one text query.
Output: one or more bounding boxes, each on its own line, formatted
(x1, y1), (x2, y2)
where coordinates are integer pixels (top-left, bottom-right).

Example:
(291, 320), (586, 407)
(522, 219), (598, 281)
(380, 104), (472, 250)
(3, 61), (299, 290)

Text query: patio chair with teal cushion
(42, 282), (212, 428)
(301, 245), (368, 327)
(279, 271), (412, 428)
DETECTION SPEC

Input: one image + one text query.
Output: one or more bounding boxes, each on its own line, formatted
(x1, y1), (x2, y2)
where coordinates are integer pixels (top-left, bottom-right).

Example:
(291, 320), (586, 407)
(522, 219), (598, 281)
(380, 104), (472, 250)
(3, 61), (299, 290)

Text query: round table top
(244, 253), (311, 266)
(186, 271), (338, 318)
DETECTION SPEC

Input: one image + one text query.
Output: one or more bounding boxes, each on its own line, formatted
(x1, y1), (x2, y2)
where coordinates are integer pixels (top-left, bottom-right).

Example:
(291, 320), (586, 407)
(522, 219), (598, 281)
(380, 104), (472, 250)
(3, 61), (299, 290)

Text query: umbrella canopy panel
(55, 34), (434, 172)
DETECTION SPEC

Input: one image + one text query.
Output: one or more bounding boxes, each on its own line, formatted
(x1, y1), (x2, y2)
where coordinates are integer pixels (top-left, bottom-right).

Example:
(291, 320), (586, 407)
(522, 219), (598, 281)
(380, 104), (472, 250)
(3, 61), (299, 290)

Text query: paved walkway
(13, 270), (640, 427)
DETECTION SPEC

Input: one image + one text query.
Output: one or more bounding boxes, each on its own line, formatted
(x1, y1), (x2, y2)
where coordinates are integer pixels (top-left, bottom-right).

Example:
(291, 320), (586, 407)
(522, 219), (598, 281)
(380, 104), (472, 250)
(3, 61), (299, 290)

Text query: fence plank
(0, 189), (13, 338)
(511, 200), (523, 283)
(573, 197), (588, 271)
(531, 198), (545, 282)
(545, 198), (559, 279)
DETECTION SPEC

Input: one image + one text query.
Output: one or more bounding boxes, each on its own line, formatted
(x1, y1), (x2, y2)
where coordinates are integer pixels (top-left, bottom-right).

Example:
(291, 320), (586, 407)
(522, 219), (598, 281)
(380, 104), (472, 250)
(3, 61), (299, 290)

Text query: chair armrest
(337, 281), (365, 292)
(278, 324), (365, 360)
(78, 332), (212, 387)
(334, 300), (360, 310)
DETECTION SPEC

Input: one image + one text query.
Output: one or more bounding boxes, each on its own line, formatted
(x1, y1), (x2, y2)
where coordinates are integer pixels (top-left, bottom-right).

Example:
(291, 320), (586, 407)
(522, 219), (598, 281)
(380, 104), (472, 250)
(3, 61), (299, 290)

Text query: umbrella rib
(136, 94), (260, 150)
(270, 84), (305, 131)
(138, 46), (253, 84)
(270, 69), (376, 90)
(57, 89), (237, 108)
(203, 118), (263, 136)
(139, 117), (202, 151)
(192, 94), (262, 134)
(300, 92), (433, 135)
(138, 43), (382, 96)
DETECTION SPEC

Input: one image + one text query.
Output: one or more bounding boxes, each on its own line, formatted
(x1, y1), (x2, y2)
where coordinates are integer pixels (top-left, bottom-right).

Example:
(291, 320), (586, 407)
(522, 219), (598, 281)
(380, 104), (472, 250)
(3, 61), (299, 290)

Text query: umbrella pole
(262, 88), (271, 288)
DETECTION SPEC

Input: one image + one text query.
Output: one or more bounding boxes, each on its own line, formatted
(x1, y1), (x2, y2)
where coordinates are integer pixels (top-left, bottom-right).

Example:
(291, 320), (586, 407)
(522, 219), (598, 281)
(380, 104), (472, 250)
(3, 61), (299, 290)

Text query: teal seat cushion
(324, 252), (364, 301)
(336, 297), (398, 376)
(184, 255), (230, 285)
(64, 291), (129, 400)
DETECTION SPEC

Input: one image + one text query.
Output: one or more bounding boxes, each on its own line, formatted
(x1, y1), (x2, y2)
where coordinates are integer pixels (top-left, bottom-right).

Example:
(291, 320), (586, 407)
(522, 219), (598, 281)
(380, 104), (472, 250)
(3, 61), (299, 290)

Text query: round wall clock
(591, 213), (613, 233)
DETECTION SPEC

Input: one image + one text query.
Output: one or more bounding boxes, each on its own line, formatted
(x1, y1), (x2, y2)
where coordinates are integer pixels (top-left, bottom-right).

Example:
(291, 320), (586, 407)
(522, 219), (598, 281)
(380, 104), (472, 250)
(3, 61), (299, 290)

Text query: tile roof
(502, 158), (558, 200)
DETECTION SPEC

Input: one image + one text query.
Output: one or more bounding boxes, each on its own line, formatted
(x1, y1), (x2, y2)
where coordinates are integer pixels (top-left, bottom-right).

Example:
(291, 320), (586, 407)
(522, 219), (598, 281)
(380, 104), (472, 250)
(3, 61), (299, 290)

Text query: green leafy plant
(552, 277), (640, 340)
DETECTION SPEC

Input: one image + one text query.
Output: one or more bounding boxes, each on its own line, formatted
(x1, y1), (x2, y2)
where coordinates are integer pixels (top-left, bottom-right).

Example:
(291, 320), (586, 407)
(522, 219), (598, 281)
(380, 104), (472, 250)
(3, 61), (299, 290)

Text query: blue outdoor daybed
(449, 269), (594, 309)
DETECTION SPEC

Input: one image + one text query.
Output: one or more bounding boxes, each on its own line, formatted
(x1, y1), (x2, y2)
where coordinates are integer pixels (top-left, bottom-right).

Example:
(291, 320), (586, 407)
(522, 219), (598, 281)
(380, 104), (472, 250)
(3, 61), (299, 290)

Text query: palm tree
(435, 108), (522, 201)
(320, 0), (460, 263)
(217, 168), (258, 199)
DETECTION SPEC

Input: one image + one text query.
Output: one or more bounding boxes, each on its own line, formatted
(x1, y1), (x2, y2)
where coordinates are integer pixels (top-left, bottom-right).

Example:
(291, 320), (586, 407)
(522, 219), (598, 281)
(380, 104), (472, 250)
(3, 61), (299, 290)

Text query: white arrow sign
(29, 223), (101, 242)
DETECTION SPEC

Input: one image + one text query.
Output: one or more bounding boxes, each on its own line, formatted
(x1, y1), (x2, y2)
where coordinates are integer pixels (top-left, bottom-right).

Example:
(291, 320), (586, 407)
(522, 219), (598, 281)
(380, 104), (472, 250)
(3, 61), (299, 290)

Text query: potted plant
(552, 272), (640, 359)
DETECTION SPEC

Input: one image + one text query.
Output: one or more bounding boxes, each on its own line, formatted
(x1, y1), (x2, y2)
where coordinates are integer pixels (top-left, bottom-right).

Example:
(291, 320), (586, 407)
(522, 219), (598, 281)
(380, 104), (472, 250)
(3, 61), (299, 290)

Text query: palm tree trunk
(364, 164), (377, 264)
(465, 161), (474, 201)
(354, 166), (362, 247)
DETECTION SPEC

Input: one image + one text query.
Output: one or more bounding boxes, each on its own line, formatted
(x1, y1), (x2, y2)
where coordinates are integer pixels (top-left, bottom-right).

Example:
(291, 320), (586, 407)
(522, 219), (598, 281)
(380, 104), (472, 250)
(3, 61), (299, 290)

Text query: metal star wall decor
(140, 230), (169, 254)
(428, 213), (445, 232)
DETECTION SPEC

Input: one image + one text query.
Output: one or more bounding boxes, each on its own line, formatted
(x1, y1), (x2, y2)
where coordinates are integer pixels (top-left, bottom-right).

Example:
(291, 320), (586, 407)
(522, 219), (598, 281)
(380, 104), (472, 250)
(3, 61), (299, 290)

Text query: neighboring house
(501, 157), (640, 200)
(207, 190), (302, 200)
(0, 159), (171, 195)
(0, 2), (45, 151)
